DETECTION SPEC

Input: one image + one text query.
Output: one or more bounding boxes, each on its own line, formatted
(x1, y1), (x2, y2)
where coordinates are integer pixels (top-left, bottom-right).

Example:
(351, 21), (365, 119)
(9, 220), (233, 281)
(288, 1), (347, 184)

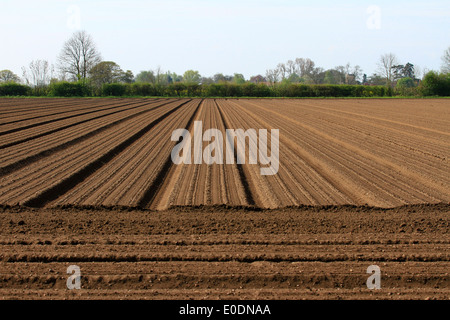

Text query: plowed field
(0, 98), (448, 300)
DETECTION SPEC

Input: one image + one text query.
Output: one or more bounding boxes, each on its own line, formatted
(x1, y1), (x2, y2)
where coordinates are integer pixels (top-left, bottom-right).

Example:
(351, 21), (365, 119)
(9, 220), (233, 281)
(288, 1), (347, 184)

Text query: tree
(376, 53), (399, 86)
(334, 63), (362, 84)
(265, 69), (280, 86)
(323, 70), (339, 84)
(441, 47), (450, 74)
(295, 58), (315, 79)
(168, 71), (183, 83)
(392, 65), (404, 80)
(276, 63), (287, 80)
(286, 60), (296, 77)
(396, 77), (415, 88)
(183, 70), (201, 85)
(392, 63), (415, 80)
(156, 74), (171, 86)
(334, 65), (347, 84)
(121, 70), (134, 84)
(307, 67), (324, 84)
(352, 65), (363, 84)
(154, 66), (166, 86)
(287, 73), (302, 83)
(368, 74), (386, 86)
(362, 74), (368, 85)
(289, 58), (324, 84)
(135, 70), (155, 83)
(0, 70), (21, 83)
(420, 71), (450, 96)
(213, 73), (232, 83)
(213, 73), (225, 83)
(89, 61), (125, 87)
(233, 73), (246, 84)
(58, 30), (102, 81)
(200, 77), (214, 85)
(22, 59), (53, 87)
(403, 63), (415, 79)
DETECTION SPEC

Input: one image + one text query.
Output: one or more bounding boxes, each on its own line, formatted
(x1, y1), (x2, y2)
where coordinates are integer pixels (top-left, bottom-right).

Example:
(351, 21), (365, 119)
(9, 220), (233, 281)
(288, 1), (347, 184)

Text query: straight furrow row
(49, 100), (200, 208)
(0, 98), (155, 141)
(0, 100), (182, 177)
(0, 99), (191, 207)
(226, 99), (449, 207)
(0, 98), (148, 128)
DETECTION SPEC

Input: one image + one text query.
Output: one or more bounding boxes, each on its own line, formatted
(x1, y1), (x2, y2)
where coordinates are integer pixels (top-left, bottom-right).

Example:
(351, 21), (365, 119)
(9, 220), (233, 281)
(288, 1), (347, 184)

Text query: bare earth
(0, 204), (448, 300)
(0, 98), (448, 300)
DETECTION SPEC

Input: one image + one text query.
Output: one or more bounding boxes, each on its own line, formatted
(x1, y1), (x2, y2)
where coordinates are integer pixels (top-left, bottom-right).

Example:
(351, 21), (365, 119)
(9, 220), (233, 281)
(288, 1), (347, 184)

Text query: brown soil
(0, 98), (448, 300)
(0, 98), (448, 209)
(0, 203), (448, 300)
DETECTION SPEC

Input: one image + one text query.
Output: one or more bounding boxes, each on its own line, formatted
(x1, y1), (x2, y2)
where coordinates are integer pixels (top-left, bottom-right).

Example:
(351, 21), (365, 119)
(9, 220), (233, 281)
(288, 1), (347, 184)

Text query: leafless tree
(441, 47), (450, 74)
(286, 60), (296, 77)
(341, 63), (362, 84)
(154, 66), (165, 85)
(265, 68), (280, 86)
(333, 63), (362, 84)
(353, 65), (362, 83)
(294, 58), (316, 79)
(376, 53), (399, 86)
(57, 30), (102, 81)
(294, 58), (305, 77)
(276, 63), (287, 80)
(22, 59), (54, 87)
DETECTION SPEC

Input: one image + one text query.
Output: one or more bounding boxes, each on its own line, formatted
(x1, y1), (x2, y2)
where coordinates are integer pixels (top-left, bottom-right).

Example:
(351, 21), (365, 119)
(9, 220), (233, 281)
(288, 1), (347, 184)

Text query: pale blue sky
(1, 0), (449, 79)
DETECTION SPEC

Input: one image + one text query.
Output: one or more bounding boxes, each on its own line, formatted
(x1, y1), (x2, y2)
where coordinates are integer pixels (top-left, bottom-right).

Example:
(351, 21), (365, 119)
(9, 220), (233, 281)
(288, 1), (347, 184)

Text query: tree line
(1, 31), (449, 97)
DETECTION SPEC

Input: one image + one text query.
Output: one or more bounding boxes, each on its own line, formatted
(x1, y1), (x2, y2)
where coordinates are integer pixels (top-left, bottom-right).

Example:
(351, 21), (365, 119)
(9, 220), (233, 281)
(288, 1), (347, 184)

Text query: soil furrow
(0, 99), (163, 149)
(231, 99), (449, 206)
(20, 100), (191, 207)
(215, 100), (257, 206)
(0, 99), (150, 136)
(136, 99), (202, 208)
(0, 98), (146, 127)
(0, 100), (180, 177)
